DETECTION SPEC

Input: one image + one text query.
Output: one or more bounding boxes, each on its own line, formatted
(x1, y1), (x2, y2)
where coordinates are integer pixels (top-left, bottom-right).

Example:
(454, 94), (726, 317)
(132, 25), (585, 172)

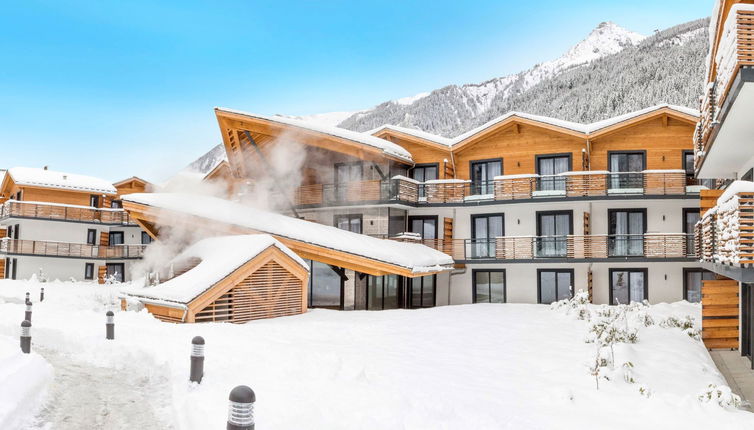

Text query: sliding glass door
(471, 214), (504, 259)
(411, 164), (438, 198)
(409, 275), (435, 308)
(536, 211), (572, 257)
(538, 269), (574, 304)
(610, 269), (647, 305)
(473, 270), (506, 303)
(608, 152), (644, 190)
(536, 155), (570, 191)
(367, 275), (400, 310)
(334, 162), (362, 201)
(470, 159), (502, 195)
(608, 209), (645, 256)
(309, 261), (343, 309)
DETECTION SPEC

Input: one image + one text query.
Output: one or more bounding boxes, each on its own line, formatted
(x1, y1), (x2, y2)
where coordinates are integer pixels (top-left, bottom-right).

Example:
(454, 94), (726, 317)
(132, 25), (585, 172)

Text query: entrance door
(335, 162), (362, 201)
(536, 211), (572, 257)
(609, 209), (645, 256)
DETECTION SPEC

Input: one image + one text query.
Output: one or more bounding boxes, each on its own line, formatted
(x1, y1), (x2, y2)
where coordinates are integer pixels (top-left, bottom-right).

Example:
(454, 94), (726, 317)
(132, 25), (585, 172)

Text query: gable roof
(113, 176), (151, 188)
(4, 167), (117, 195)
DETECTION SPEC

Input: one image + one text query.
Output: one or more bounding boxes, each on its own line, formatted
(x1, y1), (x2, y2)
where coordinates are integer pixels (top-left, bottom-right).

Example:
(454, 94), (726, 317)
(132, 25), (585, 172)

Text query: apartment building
(694, 0), (754, 365)
(0, 167), (149, 282)
(206, 104), (707, 311)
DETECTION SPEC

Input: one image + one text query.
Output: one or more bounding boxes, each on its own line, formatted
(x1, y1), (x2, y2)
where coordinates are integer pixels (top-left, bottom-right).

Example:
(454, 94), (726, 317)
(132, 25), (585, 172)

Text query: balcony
(0, 239), (146, 259)
(391, 234), (695, 262)
(289, 170), (696, 208)
(0, 201), (135, 225)
(696, 4), (754, 176)
(697, 189), (754, 269)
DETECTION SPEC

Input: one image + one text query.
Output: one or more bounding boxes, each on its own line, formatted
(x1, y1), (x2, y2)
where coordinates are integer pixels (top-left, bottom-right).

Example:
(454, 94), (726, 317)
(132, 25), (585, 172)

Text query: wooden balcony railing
(0, 239), (146, 259)
(698, 191), (754, 266)
(0, 201), (135, 225)
(696, 5), (754, 168)
(390, 234), (695, 261)
(291, 170), (694, 207)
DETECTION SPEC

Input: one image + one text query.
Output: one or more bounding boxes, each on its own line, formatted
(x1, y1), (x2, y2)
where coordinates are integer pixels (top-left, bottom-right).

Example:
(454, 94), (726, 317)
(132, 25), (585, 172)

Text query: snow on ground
(0, 330), (53, 429)
(1, 279), (753, 429)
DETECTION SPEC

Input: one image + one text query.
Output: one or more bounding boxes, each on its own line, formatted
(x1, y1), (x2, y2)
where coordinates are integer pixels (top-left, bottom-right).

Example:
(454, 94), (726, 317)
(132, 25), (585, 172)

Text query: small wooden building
(120, 235), (309, 323)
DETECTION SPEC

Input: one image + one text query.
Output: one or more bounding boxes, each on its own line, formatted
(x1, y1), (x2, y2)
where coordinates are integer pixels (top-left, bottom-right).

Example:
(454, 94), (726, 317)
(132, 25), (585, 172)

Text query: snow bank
(122, 193), (454, 273)
(6, 167), (117, 195)
(0, 334), (53, 429)
(717, 180), (754, 205)
(120, 235), (308, 304)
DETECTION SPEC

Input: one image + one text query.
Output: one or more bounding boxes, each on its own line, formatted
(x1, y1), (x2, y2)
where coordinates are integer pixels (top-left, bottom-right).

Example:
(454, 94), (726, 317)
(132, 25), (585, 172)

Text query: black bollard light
(40, 288), (44, 302)
(106, 311), (114, 340)
(25, 300), (32, 323)
(227, 385), (255, 430)
(25, 292), (30, 303)
(20, 320), (31, 354)
(190, 336), (205, 383)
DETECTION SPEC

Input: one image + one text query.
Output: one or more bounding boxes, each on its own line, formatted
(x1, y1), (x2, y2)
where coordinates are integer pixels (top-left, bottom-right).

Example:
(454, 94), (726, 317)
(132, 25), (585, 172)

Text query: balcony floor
(709, 350), (754, 411)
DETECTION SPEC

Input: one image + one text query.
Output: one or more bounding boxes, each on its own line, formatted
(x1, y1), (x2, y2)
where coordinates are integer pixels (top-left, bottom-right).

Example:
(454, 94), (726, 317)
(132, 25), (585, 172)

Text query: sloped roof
(5, 167), (117, 194)
(120, 234), (307, 304)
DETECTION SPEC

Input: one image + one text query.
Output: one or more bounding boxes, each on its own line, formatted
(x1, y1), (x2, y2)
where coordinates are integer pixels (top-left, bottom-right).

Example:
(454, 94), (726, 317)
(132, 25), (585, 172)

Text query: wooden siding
(701, 189), (725, 216)
(97, 265), (107, 284)
(453, 123), (586, 178)
(590, 117), (694, 170)
(0, 259), (4, 280)
(377, 133), (452, 179)
(701, 279), (740, 349)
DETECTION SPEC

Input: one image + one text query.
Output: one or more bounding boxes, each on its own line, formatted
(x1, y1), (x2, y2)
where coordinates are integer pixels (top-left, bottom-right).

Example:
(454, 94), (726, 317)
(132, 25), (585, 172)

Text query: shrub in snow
(659, 315), (701, 339)
(104, 273), (122, 285)
(638, 385), (652, 398)
(36, 269), (49, 283)
(622, 362), (636, 384)
(636, 311), (655, 327)
(551, 289), (592, 320)
(698, 384), (742, 409)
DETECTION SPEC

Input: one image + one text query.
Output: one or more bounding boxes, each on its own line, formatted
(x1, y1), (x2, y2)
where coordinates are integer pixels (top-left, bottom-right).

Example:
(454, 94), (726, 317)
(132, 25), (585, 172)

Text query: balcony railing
(391, 233), (695, 261)
(0, 239), (146, 259)
(0, 201), (135, 225)
(696, 5), (754, 168)
(290, 170), (695, 207)
(697, 190), (754, 266)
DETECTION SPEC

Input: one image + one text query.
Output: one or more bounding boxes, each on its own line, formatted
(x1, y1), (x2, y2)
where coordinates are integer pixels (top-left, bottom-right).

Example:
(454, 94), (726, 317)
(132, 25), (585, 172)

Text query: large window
(334, 214), (362, 234)
(334, 162), (362, 201)
(84, 263), (95, 280)
(470, 213), (504, 259)
(473, 270), (506, 303)
(538, 269), (574, 304)
(408, 216), (437, 239)
(684, 268), (715, 303)
(608, 152), (645, 190)
(367, 275), (400, 310)
(470, 159), (502, 195)
(388, 208), (407, 237)
(409, 275), (435, 308)
(536, 211), (572, 258)
(610, 268), (648, 305)
(109, 231), (124, 246)
(141, 232), (153, 245)
(608, 209), (646, 257)
(536, 154), (571, 191)
(86, 229), (97, 246)
(411, 164), (438, 198)
(308, 261), (343, 309)
(683, 208), (700, 257)
(106, 263), (124, 282)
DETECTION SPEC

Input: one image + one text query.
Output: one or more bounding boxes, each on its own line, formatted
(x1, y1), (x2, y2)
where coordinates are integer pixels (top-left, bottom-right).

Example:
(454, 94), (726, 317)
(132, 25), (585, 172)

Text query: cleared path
(710, 350), (754, 412)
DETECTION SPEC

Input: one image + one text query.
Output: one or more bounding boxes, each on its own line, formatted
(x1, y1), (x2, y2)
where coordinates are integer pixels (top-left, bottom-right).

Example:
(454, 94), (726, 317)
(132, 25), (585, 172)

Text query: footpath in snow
(0, 279), (753, 429)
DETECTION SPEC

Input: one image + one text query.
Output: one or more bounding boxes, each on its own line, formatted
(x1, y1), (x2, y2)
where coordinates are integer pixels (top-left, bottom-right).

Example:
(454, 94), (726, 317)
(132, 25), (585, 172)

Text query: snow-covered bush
(698, 384), (742, 409)
(104, 273), (121, 285)
(622, 362), (636, 384)
(660, 315), (701, 339)
(551, 289), (591, 320)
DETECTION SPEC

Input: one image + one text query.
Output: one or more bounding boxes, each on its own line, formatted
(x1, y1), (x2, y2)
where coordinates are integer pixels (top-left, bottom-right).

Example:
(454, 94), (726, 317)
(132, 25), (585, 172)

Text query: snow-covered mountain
(185, 143), (226, 174)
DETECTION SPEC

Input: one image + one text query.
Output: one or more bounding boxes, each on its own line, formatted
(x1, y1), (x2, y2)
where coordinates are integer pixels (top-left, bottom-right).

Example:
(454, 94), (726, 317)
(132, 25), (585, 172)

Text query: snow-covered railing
(0, 239), (146, 259)
(0, 200), (135, 225)
(386, 234), (695, 261)
(698, 182), (754, 266)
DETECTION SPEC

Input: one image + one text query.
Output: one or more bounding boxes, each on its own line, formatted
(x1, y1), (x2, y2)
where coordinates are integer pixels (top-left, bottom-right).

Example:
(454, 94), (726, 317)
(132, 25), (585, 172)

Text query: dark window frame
(108, 231), (124, 245)
(307, 261), (346, 310)
(84, 263), (95, 280)
(334, 161), (363, 183)
(333, 214), (363, 234)
(408, 275), (437, 308)
(89, 194), (100, 208)
(470, 213), (506, 238)
(682, 208), (701, 233)
(469, 158), (503, 194)
(535, 210), (574, 236)
(410, 163), (440, 181)
(607, 150), (647, 171)
(742, 168), (754, 182)
(365, 274), (403, 310)
(535, 153), (573, 174)
(105, 263), (125, 282)
(683, 268), (714, 302)
(607, 208), (647, 257)
(110, 199), (123, 209)
(408, 215), (439, 239)
(472, 269), (507, 304)
(86, 229), (97, 246)
(609, 268), (649, 305)
(141, 231), (153, 245)
(537, 268), (575, 304)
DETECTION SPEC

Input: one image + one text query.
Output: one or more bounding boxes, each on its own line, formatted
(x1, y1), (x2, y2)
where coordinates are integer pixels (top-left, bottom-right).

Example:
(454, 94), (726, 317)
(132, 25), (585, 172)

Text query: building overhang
(701, 261), (754, 283)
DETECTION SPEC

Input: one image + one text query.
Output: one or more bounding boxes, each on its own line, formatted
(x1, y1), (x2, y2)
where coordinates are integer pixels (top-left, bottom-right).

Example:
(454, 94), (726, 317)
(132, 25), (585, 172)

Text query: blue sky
(0, 0), (712, 183)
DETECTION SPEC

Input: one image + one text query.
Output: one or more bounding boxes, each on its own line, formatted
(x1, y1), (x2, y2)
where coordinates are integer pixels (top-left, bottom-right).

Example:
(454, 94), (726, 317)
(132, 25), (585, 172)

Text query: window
(106, 263), (124, 282)
(408, 216), (437, 239)
(308, 261), (343, 308)
(388, 208), (407, 237)
(743, 168), (754, 182)
(473, 270), (506, 303)
(610, 268), (648, 305)
(536, 211), (572, 257)
(470, 213), (504, 259)
(86, 229), (97, 246)
(89, 195), (100, 208)
(538, 269), (574, 304)
(108, 231), (124, 245)
(334, 214), (362, 234)
(608, 152), (645, 190)
(608, 209), (646, 257)
(470, 159), (502, 195)
(683, 150), (696, 185)
(4, 258), (10, 279)
(683, 208), (700, 257)
(536, 154), (571, 191)
(11, 224), (19, 240)
(141, 232), (153, 244)
(411, 164), (438, 198)
(110, 200), (123, 209)
(10, 258), (17, 280)
(409, 275), (435, 308)
(684, 268), (715, 303)
(334, 162), (362, 201)
(367, 275), (400, 310)
(84, 263), (95, 280)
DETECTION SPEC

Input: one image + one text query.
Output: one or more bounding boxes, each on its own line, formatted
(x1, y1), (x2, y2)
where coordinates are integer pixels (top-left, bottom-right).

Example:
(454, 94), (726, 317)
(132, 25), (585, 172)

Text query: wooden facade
(702, 278), (740, 349)
(134, 245), (309, 324)
(113, 177), (151, 195)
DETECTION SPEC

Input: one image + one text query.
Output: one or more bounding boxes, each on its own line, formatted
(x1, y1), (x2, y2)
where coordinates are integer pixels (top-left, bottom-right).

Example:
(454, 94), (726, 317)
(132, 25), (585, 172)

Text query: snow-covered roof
(366, 104), (700, 148)
(122, 192), (454, 274)
(120, 235), (307, 304)
(215, 108), (413, 163)
(5, 167), (117, 195)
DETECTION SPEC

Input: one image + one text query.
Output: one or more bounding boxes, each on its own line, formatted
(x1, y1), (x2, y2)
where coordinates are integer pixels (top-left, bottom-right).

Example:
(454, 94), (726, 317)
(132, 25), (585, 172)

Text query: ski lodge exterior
(693, 0), (754, 364)
(0, 167), (150, 282)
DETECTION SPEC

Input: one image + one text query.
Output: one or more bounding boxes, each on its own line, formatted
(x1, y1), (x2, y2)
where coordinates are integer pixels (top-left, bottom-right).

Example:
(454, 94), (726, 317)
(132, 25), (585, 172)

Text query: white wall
(0, 219), (147, 245)
(7, 256), (137, 282)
